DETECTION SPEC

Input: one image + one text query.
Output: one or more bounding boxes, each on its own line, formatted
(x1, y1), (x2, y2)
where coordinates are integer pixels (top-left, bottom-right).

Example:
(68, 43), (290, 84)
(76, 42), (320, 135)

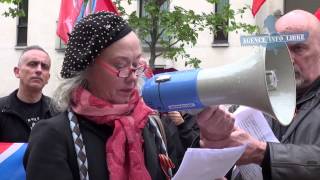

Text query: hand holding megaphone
(197, 105), (235, 143)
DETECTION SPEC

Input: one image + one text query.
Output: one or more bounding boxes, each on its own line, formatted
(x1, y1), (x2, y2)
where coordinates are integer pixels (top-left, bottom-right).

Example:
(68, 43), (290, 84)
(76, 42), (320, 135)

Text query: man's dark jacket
(0, 89), (55, 142)
(262, 78), (320, 179)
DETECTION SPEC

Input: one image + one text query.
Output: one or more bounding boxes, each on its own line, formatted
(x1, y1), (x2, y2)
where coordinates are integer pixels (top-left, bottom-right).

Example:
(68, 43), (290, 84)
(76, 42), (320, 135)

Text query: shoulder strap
(150, 115), (167, 148)
(148, 115), (174, 179)
(68, 110), (90, 180)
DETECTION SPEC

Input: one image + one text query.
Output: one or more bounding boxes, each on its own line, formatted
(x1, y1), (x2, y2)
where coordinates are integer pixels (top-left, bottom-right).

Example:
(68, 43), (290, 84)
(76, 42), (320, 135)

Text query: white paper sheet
(232, 106), (279, 180)
(234, 106), (279, 142)
(172, 145), (247, 180)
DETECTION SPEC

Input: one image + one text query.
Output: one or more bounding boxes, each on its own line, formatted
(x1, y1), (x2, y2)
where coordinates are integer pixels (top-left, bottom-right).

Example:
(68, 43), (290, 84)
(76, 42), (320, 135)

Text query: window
(55, 21), (67, 51)
(137, 0), (169, 48)
(55, 36), (67, 51)
(16, 0), (28, 47)
(212, 0), (229, 46)
(138, 0), (169, 18)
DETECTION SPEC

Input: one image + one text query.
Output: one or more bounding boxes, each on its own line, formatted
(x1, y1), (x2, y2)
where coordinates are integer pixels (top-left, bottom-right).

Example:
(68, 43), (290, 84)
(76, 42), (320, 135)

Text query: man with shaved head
(204, 10), (320, 180)
(0, 45), (55, 142)
(276, 10), (320, 96)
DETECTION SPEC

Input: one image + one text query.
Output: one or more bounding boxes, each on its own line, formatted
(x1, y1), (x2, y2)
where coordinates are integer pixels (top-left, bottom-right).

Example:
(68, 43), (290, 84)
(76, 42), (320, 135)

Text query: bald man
(0, 45), (56, 142)
(202, 10), (320, 180)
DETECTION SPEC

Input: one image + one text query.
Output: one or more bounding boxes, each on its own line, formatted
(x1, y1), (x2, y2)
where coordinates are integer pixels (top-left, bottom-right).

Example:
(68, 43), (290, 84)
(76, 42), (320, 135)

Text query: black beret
(61, 11), (132, 78)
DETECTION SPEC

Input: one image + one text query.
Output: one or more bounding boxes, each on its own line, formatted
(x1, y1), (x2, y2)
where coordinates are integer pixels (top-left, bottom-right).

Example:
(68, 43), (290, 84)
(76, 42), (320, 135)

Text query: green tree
(0, 0), (24, 17)
(115, 0), (257, 68)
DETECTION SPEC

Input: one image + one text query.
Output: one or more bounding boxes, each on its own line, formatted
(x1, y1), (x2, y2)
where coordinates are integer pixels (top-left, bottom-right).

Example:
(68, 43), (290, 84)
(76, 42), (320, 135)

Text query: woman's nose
(126, 70), (139, 81)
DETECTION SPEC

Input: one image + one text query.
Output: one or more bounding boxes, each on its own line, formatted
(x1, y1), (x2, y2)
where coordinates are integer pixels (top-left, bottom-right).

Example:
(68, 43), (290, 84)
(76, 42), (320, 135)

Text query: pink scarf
(71, 87), (153, 180)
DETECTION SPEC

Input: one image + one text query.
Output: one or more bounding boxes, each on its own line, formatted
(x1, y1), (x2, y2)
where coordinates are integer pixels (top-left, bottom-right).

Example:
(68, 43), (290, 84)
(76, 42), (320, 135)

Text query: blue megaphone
(142, 46), (296, 125)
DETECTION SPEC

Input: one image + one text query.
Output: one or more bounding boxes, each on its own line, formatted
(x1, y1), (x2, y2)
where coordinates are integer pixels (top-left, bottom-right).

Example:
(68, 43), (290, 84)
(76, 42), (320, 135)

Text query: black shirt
(12, 93), (44, 129)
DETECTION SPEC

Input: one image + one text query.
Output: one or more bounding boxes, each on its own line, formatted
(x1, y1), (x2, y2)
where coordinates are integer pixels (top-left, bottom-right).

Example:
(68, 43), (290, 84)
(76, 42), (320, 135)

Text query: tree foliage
(0, 0), (24, 17)
(115, 0), (258, 68)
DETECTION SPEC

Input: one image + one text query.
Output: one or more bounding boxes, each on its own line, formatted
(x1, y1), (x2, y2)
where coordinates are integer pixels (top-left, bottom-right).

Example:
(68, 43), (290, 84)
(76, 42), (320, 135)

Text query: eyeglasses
(97, 60), (146, 78)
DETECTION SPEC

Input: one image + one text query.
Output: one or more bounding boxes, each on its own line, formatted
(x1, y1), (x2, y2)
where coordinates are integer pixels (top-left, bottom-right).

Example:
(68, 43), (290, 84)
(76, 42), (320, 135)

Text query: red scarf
(71, 87), (153, 180)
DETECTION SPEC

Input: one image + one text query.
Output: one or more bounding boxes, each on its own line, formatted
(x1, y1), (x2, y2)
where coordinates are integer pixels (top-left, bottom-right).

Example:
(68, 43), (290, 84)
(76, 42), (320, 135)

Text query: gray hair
(52, 71), (145, 112)
(52, 72), (87, 112)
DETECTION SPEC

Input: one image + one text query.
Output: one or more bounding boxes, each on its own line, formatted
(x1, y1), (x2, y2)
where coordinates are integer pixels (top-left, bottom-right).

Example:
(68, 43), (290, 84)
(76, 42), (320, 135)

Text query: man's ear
(14, 67), (20, 78)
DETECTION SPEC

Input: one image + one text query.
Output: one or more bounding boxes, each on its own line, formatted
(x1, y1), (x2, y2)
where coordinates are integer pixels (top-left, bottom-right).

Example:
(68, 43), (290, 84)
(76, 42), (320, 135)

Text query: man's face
(287, 36), (320, 92)
(14, 49), (51, 91)
(86, 32), (142, 104)
(275, 10), (320, 94)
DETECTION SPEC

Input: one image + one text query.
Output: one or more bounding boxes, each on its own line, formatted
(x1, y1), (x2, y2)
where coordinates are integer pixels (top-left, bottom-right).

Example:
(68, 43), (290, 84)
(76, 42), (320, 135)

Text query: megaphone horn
(142, 45), (296, 125)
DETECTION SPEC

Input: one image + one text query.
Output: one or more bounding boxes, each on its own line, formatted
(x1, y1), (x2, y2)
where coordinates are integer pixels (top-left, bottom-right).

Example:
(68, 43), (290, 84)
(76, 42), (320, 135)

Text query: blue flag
(0, 143), (27, 180)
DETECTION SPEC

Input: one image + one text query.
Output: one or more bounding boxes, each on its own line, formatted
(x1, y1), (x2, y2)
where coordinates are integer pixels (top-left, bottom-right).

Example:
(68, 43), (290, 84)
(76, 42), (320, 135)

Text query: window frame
(212, 0), (229, 47)
(55, 21), (67, 51)
(16, 0), (29, 47)
(137, 0), (170, 51)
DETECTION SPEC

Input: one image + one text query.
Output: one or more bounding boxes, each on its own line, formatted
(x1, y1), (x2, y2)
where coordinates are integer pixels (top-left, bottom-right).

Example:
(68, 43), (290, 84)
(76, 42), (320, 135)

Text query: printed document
(173, 145), (247, 180)
(232, 106), (279, 180)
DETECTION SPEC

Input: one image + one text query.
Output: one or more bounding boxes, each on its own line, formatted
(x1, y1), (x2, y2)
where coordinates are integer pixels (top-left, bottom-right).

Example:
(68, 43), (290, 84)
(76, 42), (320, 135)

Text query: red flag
(57, 0), (119, 44)
(95, 0), (119, 14)
(315, 8), (320, 21)
(56, 0), (83, 44)
(252, 0), (266, 17)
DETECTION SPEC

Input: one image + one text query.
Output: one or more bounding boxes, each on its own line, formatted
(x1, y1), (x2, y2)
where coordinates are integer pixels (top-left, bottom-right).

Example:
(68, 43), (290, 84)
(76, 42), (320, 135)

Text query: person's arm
(159, 112), (198, 167)
(176, 113), (200, 148)
(202, 125), (320, 180)
(24, 118), (74, 180)
(165, 111), (200, 148)
(264, 142), (320, 180)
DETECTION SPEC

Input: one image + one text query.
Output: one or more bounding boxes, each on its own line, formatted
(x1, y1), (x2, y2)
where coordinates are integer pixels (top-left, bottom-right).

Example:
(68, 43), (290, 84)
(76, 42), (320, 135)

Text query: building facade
(0, 0), (317, 96)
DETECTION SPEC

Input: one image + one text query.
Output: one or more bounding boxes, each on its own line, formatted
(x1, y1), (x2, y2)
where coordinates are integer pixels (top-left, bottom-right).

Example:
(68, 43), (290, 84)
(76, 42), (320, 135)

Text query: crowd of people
(0, 9), (319, 180)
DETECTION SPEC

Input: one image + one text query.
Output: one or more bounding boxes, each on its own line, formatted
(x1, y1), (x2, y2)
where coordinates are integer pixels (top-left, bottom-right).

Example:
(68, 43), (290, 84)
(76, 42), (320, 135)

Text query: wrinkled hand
(167, 111), (184, 126)
(202, 126), (267, 165)
(197, 105), (235, 143)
